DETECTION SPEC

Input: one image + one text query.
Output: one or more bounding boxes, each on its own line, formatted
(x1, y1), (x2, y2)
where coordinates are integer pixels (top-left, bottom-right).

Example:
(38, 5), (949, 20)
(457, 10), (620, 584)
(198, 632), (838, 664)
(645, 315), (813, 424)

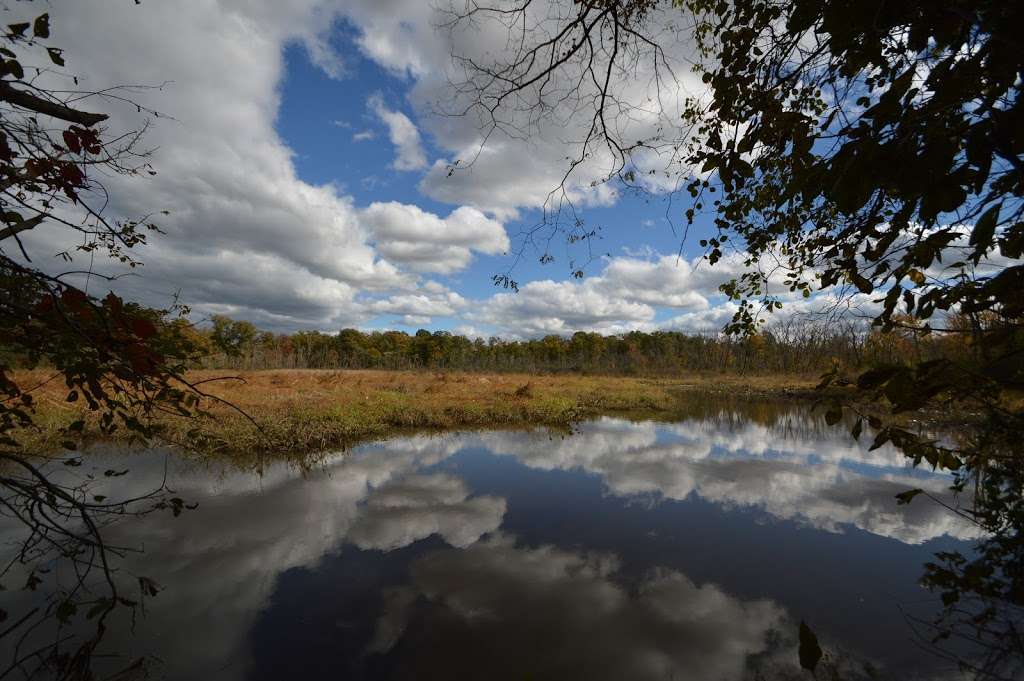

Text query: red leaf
(103, 292), (123, 313)
(60, 288), (87, 306)
(58, 162), (84, 186)
(125, 345), (160, 374)
(62, 129), (81, 154)
(130, 318), (157, 339)
(80, 129), (101, 155)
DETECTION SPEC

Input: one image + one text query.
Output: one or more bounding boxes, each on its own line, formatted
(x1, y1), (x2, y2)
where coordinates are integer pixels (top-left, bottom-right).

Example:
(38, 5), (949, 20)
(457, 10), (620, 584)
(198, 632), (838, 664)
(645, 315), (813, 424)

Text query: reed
(12, 368), (818, 458)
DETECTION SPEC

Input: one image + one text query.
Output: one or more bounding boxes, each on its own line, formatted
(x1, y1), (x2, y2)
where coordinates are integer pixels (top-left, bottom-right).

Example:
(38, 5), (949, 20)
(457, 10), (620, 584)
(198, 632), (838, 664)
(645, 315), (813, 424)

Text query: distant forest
(189, 314), (977, 375)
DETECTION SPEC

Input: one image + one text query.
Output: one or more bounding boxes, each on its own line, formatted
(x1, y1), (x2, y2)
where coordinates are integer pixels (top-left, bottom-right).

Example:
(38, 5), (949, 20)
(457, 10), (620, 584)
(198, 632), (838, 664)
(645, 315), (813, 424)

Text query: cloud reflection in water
(57, 403), (971, 680)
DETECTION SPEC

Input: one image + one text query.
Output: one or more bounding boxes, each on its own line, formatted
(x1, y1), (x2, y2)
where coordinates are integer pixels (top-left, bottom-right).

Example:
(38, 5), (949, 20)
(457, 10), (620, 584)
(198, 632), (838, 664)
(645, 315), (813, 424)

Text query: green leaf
(850, 418), (862, 440)
(3, 59), (24, 80)
(999, 222), (1024, 258)
(969, 202), (1001, 255)
(851, 272), (873, 293)
(32, 13), (49, 39)
(7, 22), (30, 37)
(798, 621), (823, 672)
(46, 47), (64, 67)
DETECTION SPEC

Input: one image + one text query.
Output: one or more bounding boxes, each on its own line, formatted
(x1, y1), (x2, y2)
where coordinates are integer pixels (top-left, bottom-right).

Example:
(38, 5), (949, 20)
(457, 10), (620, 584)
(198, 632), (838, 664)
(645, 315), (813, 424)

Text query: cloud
(418, 142), (620, 222)
(368, 285), (467, 319)
(368, 94), (428, 171)
(599, 255), (715, 308)
(347, 473), (505, 551)
(659, 304), (741, 334)
(363, 202), (508, 274)
(403, 3), (705, 219)
(466, 248), (883, 338)
(10, 1), (506, 332)
(256, 0), (704, 220)
(477, 415), (979, 544)
(303, 32), (348, 79)
(10, 1), (887, 337)
(352, 129), (376, 141)
(11, 1), (411, 330)
(84, 434), (496, 681)
(452, 324), (485, 339)
(477, 279), (656, 337)
(369, 534), (786, 681)
(398, 314), (431, 326)
(470, 253), (735, 336)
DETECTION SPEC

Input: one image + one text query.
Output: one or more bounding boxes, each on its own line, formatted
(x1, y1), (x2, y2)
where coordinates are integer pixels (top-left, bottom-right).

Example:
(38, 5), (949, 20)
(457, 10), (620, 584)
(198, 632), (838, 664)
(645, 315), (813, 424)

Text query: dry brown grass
(12, 368), (818, 459)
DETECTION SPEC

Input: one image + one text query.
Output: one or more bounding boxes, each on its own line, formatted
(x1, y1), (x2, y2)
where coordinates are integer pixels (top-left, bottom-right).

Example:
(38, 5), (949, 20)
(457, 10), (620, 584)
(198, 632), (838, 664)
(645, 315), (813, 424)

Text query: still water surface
(20, 401), (981, 679)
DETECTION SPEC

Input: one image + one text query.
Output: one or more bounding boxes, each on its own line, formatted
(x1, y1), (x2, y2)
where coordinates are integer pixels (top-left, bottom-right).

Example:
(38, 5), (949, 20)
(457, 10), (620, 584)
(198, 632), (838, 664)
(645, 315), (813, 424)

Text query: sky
(15, 0), (852, 338)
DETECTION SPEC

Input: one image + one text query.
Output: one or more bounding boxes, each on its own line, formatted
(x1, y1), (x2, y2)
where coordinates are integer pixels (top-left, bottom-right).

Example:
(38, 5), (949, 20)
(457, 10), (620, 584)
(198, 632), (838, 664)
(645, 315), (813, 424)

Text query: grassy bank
(15, 369), (819, 458)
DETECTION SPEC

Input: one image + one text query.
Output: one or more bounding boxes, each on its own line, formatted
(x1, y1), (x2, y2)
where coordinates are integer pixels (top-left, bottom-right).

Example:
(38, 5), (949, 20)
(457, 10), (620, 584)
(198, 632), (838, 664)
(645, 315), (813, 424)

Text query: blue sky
(273, 30), (723, 335)
(276, 39), (697, 269)
(22, 1), (830, 339)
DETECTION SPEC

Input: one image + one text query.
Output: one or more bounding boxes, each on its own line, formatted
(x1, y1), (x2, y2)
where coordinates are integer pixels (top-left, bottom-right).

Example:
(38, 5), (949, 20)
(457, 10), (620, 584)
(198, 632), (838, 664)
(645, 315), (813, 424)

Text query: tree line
(191, 314), (980, 376)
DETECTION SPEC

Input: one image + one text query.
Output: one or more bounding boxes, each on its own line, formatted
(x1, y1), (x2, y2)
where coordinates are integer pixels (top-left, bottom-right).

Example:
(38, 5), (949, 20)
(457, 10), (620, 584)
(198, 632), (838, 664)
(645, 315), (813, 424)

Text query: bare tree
(437, 0), (702, 283)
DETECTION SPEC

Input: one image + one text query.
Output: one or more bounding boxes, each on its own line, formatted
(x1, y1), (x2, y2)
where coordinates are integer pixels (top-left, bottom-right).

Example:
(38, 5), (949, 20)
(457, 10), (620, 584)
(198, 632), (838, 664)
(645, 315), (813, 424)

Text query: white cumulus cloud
(368, 93), (428, 171)
(363, 202), (508, 274)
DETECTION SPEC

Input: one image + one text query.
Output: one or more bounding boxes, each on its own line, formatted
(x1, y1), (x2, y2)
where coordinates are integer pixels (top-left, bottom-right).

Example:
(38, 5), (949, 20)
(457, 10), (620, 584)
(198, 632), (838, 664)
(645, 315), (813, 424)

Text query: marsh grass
(13, 369), (818, 459)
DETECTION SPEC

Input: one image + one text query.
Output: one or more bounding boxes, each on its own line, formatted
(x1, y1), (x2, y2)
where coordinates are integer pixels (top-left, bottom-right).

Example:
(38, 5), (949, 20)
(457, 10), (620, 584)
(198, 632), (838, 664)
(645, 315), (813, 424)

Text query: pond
(2, 399), (979, 680)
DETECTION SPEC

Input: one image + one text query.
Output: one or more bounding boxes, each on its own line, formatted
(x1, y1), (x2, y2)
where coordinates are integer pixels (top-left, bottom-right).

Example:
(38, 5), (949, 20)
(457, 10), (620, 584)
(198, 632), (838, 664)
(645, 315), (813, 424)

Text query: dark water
(3, 401), (979, 680)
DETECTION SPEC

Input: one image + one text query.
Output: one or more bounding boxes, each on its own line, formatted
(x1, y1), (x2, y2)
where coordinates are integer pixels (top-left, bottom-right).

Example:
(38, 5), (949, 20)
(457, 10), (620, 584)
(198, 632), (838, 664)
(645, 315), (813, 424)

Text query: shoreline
(16, 369), (821, 459)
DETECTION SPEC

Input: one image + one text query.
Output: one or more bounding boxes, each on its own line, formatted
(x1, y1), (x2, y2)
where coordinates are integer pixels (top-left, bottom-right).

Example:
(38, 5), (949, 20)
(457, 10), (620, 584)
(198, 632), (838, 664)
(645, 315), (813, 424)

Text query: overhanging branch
(0, 213), (45, 241)
(0, 81), (108, 127)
